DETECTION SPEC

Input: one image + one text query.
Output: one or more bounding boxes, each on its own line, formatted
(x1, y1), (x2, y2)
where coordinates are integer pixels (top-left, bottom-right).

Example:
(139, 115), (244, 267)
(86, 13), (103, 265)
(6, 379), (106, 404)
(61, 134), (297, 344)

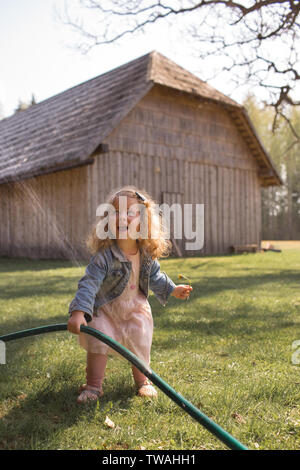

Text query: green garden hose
(0, 323), (248, 450)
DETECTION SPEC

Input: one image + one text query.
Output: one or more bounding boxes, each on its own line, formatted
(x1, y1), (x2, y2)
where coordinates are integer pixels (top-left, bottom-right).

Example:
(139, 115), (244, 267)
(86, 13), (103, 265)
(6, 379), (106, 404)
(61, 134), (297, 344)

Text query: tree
(244, 95), (300, 239)
(14, 94), (37, 114)
(58, 0), (300, 139)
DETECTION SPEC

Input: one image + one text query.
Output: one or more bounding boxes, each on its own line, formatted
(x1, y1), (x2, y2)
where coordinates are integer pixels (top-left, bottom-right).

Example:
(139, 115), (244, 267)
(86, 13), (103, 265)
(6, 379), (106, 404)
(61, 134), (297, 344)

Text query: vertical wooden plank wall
(0, 166), (91, 260)
(0, 85), (263, 259)
(104, 86), (262, 256)
(0, 185), (7, 255)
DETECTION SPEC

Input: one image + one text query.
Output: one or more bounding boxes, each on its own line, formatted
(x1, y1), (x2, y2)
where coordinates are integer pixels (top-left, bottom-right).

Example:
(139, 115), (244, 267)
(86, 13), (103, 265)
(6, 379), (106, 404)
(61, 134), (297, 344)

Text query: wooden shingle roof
(0, 51), (281, 186)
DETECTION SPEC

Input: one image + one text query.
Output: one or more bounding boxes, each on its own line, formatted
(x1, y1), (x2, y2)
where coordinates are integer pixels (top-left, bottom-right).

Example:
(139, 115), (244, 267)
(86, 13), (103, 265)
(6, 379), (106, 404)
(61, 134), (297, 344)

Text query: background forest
(244, 98), (300, 240)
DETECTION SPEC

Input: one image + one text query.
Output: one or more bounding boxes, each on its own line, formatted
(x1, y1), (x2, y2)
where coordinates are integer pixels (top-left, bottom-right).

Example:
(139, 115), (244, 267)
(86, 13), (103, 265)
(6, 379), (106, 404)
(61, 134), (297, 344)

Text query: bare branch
(56, 0), (300, 140)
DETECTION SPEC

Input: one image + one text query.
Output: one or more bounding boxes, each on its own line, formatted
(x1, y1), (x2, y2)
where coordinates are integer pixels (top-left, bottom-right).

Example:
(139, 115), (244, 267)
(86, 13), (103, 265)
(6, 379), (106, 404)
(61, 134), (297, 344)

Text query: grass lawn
(0, 246), (300, 450)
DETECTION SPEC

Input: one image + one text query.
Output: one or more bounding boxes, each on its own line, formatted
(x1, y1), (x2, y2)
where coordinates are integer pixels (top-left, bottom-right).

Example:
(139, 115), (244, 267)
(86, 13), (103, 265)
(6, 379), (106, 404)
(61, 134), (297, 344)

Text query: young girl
(68, 186), (192, 403)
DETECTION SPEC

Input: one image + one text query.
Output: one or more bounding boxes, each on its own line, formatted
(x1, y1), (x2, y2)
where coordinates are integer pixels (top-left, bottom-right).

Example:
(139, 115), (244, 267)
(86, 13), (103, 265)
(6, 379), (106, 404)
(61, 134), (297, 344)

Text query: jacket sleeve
(149, 259), (176, 307)
(68, 254), (107, 322)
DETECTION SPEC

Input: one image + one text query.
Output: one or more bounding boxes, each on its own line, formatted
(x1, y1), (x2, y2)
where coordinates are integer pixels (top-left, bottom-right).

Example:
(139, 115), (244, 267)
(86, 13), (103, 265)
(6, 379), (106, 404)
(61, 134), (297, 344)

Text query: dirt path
(262, 240), (300, 250)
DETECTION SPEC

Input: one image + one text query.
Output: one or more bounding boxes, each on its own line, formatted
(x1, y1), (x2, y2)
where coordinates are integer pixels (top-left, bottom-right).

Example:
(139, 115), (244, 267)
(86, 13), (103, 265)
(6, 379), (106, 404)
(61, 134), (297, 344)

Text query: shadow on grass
(0, 275), (80, 300)
(153, 272), (300, 350)
(186, 269), (298, 294)
(0, 257), (86, 273)
(0, 312), (69, 337)
(0, 376), (136, 450)
(1, 265), (298, 338)
(1, 256), (298, 302)
(0, 313), (73, 383)
(153, 318), (298, 352)
(1, 257), (299, 362)
(153, 297), (300, 350)
(0, 313), (137, 449)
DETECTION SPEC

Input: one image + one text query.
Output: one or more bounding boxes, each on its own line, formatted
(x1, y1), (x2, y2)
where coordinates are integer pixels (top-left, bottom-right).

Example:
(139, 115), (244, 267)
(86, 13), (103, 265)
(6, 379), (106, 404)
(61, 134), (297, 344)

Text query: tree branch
(57, 0), (300, 141)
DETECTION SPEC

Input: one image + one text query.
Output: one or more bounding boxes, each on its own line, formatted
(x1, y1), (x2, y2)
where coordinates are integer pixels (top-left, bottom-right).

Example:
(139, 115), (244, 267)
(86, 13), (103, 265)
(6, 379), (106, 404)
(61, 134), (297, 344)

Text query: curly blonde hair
(86, 185), (172, 260)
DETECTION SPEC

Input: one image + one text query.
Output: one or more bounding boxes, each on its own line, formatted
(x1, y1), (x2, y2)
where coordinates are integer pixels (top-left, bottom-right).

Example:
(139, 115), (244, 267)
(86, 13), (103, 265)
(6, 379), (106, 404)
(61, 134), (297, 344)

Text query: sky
(0, 0), (247, 119)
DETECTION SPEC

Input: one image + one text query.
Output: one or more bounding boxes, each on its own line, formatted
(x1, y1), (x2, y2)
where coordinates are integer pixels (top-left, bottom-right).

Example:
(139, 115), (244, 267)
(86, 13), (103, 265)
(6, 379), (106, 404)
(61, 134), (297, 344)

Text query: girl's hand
(171, 285), (193, 300)
(68, 310), (87, 335)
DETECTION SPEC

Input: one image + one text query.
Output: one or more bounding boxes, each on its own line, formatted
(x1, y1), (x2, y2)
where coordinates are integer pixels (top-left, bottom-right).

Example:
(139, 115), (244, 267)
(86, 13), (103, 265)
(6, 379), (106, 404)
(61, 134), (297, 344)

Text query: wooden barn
(0, 51), (281, 260)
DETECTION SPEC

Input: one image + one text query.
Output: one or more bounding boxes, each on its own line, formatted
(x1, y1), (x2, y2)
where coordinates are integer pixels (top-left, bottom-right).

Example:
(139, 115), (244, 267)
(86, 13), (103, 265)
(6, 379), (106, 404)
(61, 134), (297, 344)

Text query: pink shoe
(136, 379), (158, 398)
(77, 385), (103, 404)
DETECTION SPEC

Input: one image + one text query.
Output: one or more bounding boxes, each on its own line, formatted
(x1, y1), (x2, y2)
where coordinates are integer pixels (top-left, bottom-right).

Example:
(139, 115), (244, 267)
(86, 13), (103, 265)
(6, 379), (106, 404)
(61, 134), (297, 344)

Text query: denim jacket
(68, 242), (177, 322)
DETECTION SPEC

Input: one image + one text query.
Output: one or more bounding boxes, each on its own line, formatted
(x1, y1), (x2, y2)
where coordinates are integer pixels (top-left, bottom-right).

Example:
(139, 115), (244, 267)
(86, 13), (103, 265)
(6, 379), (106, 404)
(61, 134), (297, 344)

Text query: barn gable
(97, 86), (266, 256)
(0, 51), (281, 187)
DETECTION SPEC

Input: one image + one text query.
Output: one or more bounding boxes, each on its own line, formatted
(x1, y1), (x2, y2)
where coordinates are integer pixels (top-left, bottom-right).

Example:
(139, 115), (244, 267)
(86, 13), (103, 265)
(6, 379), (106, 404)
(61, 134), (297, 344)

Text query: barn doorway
(161, 191), (184, 257)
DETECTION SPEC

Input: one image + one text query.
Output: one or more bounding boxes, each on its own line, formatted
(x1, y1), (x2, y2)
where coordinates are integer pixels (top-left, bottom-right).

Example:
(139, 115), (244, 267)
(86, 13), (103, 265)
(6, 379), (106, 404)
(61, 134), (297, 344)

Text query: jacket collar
(110, 242), (129, 262)
(110, 242), (151, 264)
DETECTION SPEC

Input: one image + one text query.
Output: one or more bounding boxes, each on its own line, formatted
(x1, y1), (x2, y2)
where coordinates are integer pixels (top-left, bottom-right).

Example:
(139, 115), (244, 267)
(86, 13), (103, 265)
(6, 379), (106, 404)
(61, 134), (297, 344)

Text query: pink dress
(78, 249), (153, 365)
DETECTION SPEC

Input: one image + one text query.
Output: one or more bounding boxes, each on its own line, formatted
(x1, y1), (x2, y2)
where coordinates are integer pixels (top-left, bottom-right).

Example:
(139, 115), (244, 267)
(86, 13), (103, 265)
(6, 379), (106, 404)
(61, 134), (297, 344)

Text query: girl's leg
(78, 352), (107, 403)
(86, 352), (107, 389)
(131, 365), (157, 397)
(131, 365), (148, 388)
